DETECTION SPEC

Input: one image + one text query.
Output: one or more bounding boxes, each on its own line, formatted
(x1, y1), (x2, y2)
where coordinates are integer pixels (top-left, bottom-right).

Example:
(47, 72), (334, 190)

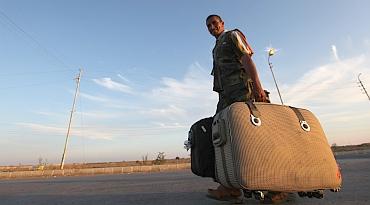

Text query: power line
(0, 79), (72, 90)
(357, 73), (370, 101)
(0, 69), (75, 78)
(0, 9), (71, 69)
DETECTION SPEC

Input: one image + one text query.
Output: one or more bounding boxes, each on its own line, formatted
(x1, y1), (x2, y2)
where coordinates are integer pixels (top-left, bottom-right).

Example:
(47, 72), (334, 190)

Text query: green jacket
(212, 30), (253, 97)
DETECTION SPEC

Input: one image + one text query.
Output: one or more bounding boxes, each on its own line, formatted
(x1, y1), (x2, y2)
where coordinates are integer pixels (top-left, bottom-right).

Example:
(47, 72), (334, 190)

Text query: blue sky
(1, 0), (370, 166)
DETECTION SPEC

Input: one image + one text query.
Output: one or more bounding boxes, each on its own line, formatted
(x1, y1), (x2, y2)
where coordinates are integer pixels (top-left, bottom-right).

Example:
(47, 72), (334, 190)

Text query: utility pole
(358, 73), (370, 101)
(267, 48), (284, 105)
(60, 69), (82, 170)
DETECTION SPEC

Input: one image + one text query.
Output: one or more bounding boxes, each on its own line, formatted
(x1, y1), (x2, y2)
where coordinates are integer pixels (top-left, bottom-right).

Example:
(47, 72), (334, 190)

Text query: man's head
(206, 14), (224, 38)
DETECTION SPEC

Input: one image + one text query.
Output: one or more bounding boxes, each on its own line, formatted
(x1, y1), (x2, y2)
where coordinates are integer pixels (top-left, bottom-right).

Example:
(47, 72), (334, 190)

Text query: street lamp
(267, 48), (284, 105)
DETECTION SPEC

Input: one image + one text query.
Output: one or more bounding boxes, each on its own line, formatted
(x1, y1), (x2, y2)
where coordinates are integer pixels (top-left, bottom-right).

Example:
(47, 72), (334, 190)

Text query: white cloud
(75, 111), (121, 119)
(78, 63), (216, 128)
(16, 122), (114, 140)
(93, 77), (133, 94)
(33, 111), (62, 117)
(117, 74), (130, 83)
(278, 55), (366, 107)
(17, 123), (65, 133)
(267, 51), (370, 145)
(147, 62), (218, 123)
(331, 45), (339, 61)
(152, 63), (216, 102)
(79, 92), (110, 103)
(151, 122), (187, 129)
(79, 91), (143, 110)
(319, 110), (370, 123)
(141, 105), (187, 120)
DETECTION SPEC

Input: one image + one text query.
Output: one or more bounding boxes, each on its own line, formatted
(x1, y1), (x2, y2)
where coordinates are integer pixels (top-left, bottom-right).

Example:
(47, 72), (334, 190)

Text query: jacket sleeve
(230, 30), (254, 56)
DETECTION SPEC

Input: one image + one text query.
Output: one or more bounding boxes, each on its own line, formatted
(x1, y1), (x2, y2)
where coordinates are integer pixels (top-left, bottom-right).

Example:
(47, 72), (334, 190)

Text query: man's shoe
(206, 185), (241, 201)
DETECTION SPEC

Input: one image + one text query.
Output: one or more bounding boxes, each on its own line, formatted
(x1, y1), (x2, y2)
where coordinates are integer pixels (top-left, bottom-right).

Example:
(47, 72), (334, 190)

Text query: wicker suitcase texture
(212, 102), (342, 192)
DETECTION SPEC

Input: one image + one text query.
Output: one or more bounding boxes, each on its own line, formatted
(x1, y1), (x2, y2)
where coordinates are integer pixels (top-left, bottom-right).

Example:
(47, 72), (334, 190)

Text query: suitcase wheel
(330, 187), (341, 192)
(313, 190), (324, 199)
(242, 190), (253, 198)
(298, 192), (306, 197)
(252, 191), (265, 200)
(298, 190), (324, 199)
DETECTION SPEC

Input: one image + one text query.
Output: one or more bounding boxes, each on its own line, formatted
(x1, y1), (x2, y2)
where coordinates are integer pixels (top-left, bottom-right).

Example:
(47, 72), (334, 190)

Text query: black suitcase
(188, 117), (215, 178)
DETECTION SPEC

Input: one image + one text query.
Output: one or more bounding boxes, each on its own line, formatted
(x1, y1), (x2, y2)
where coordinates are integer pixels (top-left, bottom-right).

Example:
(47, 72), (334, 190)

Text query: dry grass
(0, 158), (191, 172)
(331, 143), (370, 152)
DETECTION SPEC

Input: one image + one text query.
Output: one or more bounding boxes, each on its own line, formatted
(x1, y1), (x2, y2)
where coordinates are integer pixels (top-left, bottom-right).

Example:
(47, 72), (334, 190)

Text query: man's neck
(215, 29), (227, 39)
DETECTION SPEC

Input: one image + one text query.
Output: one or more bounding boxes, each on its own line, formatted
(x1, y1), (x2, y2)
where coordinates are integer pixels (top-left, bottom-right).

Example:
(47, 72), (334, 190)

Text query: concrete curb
(0, 163), (191, 179)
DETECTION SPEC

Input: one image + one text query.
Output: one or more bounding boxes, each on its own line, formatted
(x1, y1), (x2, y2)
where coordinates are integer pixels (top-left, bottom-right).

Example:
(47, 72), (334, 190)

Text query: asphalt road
(1, 156), (369, 205)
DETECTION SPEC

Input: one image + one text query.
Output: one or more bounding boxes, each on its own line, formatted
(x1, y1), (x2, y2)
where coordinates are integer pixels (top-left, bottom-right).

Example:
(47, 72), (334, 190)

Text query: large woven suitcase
(188, 117), (215, 178)
(212, 102), (342, 192)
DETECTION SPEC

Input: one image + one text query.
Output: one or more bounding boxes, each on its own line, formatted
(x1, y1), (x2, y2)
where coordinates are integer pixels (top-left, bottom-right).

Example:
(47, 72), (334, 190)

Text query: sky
(0, 0), (370, 166)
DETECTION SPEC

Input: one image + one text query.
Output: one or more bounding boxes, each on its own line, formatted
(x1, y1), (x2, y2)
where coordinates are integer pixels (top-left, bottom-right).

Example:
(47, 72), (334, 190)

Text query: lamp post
(267, 48), (284, 105)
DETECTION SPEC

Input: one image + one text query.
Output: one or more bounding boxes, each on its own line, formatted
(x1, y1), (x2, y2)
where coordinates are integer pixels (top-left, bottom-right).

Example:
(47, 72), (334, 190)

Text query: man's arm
(241, 54), (267, 102)
(231, 30), (266, 102)
(231, 30), (254, 56)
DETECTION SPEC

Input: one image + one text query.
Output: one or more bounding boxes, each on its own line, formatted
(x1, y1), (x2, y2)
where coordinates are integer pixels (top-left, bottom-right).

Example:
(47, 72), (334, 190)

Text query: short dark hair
(206, 14), (222, 22)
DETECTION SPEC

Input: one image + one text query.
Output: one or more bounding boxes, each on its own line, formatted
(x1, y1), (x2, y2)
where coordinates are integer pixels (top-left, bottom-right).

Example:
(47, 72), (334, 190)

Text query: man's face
(206, 16), (224, 38)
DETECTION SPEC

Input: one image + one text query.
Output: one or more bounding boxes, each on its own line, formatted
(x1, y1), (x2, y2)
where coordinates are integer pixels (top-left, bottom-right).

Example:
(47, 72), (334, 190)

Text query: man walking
(205, 15), (287, 203)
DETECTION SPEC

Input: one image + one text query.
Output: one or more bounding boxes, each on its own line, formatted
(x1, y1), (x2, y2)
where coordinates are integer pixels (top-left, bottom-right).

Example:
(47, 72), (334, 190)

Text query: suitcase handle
(212, 119), (227, 147)
(289, 106), (311, 132)
(246, 101), (262, 126)
(245, 101), (261, 117)
(246, 102), (311, 131)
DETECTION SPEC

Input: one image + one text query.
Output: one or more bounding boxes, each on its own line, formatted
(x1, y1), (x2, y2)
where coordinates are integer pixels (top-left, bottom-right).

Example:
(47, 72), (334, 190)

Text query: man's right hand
(254, 88), (268, 103)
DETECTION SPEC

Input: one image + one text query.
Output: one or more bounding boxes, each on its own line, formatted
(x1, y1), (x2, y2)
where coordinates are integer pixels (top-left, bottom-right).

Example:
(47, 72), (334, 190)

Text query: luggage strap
(245, 101), (262, 126)
(245, 101), (261, 117)
(289, 106), (305, 121)
(289, 106), (311, 132)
